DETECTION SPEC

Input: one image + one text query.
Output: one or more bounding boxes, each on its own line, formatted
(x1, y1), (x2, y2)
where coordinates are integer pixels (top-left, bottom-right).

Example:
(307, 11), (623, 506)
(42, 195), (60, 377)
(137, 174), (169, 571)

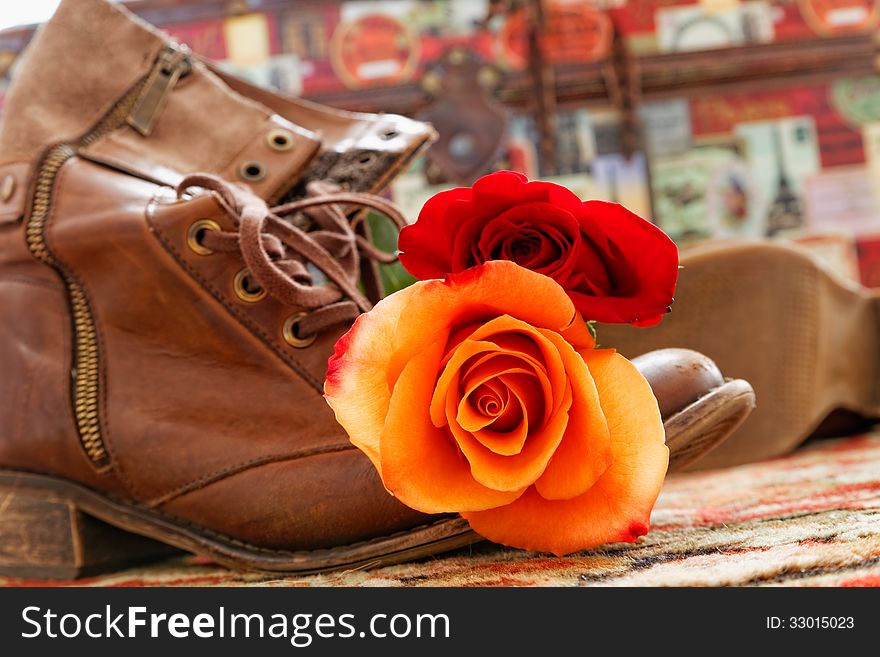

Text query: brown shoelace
(176, 173), (407, 339)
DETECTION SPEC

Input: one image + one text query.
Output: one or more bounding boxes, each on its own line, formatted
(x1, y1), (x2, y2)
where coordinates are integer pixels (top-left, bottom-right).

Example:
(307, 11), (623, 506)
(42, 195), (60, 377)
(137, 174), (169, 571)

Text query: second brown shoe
(600, 239), (880, 469)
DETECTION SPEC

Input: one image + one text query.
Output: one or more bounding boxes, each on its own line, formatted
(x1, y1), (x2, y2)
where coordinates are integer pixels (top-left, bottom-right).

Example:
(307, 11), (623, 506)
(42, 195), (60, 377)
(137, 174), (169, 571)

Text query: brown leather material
(0, 0), (164, 164)
(83, 111), (320, 203)
(0, 162), (30, 225)
(1, 0), (432, 206)
(632, 348), (724, 420)
(146, 187), (349, 394)
(1, 0), (322, 201)
(12, 154), (432, 550)
(91, 17), (321, 201)
(0, 273), (125, 494)
(211, 67), (436, 197)
(157, 453), (430, 551)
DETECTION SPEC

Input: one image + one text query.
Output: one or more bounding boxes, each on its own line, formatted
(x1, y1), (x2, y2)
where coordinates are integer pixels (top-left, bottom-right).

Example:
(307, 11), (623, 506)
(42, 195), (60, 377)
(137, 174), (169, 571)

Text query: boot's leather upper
(0, 0), (434, 209)
(0, 0), (439, 552)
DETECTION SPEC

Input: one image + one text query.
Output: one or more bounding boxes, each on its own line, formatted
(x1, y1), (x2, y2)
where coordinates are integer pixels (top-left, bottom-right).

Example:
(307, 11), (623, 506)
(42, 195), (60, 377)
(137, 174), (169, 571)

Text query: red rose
(398, 170), (679, 326)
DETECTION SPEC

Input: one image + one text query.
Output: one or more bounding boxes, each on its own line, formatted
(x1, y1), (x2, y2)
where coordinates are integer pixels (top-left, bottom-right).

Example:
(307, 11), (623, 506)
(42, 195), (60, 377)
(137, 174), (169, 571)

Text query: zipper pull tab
(126, 44), (192, 137)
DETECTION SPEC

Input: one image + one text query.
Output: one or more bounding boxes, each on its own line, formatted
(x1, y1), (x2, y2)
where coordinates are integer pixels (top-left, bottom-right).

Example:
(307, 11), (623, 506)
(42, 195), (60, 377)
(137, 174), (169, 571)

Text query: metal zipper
(24, 44), (191, 465)
(126, 45), (192, 137)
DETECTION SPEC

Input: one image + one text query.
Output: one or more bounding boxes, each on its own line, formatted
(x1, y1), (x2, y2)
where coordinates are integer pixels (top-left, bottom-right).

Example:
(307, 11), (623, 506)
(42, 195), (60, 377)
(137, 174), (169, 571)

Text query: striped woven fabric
(4, 433), (880, 587)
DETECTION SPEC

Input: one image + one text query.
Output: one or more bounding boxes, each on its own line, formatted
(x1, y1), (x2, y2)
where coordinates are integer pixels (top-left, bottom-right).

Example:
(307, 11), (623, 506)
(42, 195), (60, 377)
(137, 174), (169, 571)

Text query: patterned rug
(3, 433), (880, 587)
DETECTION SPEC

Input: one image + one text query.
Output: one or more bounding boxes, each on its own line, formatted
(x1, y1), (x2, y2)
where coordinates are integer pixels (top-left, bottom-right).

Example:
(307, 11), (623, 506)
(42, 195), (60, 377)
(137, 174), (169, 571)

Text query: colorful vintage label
(651, 138), (762, 240)
(497, 0), (612, 69)
(735, 116), (820, 235)
(330, 13), (420, 88)
(798, 0), (880, 35)
(691, 85), (865, 167)
(640, 99), (693, 157)
(830, 77), (880, 127)
(655, 1), (774, 53)
(803, 166), (880, 235)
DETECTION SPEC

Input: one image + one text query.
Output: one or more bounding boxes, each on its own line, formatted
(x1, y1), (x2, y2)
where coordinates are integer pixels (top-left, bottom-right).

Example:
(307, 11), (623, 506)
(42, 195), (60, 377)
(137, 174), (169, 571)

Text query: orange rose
(324, 261), (668, 555)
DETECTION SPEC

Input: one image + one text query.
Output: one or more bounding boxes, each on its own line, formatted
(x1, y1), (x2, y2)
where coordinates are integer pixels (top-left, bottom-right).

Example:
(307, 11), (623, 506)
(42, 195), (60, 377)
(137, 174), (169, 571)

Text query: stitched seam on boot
(146, 444), (358, 508)
(0, 273), (63, 291)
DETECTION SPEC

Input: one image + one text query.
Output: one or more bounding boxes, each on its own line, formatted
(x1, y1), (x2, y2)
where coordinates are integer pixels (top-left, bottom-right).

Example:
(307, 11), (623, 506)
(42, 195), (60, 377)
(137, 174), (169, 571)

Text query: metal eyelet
(233, 268), (267, 303)
(282, 312), (317, 348)
(357, 152), (375, 165)
(380, 129), (399, 140)
(266, 128), (295, 152)
(239, 161), (267, 182)
(186, 219), (221, 256)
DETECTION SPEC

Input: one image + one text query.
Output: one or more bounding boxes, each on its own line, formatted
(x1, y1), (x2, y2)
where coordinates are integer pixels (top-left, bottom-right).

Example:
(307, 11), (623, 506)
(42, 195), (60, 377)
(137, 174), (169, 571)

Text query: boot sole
(0, 470), (477, 579)
(665, 378), (755, 472)
(598, 240), (880, 469)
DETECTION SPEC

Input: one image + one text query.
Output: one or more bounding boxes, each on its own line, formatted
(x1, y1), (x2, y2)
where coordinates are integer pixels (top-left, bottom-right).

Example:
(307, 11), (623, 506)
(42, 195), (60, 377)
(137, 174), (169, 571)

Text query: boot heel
(0, 481), (176, 580)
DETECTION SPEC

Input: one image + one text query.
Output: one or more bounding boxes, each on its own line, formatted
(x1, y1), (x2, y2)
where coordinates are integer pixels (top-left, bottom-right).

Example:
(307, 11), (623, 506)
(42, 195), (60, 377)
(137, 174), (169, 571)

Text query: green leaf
(586, 320), (600, 347)
(367, 211), (417, 295)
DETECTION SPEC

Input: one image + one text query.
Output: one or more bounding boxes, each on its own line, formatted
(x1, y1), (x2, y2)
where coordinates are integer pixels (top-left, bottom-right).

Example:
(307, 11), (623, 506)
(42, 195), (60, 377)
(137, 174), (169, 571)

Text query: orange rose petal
(472, 424), (528, 456)
(461, 355), (551, 429)
(449, 402), (570, 491)
(463, 350), (668, 555)
(390, 262), (578, 362)
(456, 361), (548, 455)
(533, 333), (613, 500)
(324, 284), (423, 472)
(433, 344), (536, 432)
(479, 379), (511, 416)
(470, 396), (528, 457)
(443, 321), (495, 358)
(456, 391), (498, 433)
(455, 351), (544, 428)
(430, 338), (502, 428)
(447, 371), (529, 457)
(380, 338), (525, 513)
(471, 378), (523, 436)
(457, 380), (511, 433)
(463, 317), (570, 421)
(499, 372), (546, 428)
(470, 414), (529, 456)
(482, 383), (522, 433)
(477, 328), (544, 362)
(462, 355), (540, 393)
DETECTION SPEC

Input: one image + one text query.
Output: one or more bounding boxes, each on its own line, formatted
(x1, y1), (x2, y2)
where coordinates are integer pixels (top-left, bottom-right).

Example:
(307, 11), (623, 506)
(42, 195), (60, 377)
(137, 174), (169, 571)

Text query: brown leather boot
(0, 150), (480, 577)
(0, 0), (753, 579)
(0, 0), (433, 207)
(0, 0), (468, 578)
